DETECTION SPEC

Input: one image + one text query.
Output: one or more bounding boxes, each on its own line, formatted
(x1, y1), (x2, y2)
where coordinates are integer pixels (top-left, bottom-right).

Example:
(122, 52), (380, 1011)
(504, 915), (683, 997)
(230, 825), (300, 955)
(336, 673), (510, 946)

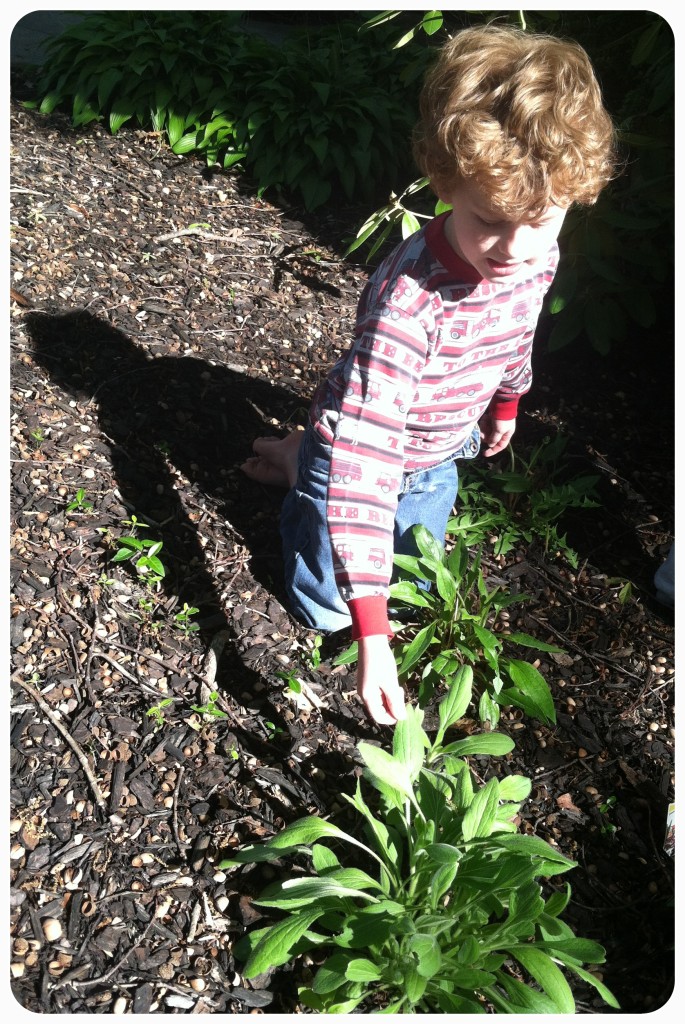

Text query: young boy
(242, 24), (616, 726)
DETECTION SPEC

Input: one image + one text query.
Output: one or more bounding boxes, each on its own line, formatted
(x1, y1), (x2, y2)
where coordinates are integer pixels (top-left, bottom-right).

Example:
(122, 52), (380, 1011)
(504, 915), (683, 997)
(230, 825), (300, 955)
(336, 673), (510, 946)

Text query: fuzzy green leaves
(224, 669), (618, 1013)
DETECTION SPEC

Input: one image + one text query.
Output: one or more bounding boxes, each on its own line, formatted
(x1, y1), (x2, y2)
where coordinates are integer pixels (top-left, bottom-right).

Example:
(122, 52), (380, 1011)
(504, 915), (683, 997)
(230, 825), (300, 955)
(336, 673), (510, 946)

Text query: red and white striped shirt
(309, 212), (558, 636)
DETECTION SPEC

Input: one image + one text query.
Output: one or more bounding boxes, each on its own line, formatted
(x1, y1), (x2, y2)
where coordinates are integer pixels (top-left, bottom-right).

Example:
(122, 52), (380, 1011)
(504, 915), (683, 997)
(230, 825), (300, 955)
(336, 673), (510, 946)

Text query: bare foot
(240, 430), (303, 488)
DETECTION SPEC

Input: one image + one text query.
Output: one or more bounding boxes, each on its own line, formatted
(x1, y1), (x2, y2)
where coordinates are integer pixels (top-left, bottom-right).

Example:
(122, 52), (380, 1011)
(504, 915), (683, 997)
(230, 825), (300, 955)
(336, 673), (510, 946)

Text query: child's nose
(498, 224), (533, 260)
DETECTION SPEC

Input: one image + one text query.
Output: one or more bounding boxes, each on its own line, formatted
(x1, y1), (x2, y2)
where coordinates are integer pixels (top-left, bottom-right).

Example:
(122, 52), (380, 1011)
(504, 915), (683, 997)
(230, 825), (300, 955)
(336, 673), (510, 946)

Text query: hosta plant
(221, 667), (618, 1013)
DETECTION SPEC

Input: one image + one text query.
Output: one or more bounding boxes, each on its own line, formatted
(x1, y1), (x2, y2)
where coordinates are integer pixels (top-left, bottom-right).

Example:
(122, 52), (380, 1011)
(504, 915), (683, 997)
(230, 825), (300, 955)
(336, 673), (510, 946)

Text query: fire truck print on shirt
(309, 211), (559, 605)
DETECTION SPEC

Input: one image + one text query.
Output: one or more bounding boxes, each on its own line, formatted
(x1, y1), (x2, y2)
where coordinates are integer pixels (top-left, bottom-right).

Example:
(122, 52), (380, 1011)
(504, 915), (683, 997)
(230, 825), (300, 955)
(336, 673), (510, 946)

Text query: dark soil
(9, 79), (675, 1015)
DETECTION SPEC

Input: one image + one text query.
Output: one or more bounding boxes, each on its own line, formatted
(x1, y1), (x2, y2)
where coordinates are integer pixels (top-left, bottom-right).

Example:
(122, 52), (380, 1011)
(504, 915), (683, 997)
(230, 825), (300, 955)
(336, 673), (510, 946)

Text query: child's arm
(357, 635), (406, 725)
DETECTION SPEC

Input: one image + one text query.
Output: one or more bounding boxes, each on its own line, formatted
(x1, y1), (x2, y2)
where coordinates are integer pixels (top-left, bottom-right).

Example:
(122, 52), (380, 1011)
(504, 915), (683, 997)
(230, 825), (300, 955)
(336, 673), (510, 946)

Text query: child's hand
(357, 635), (406, 726)
(480, 415), (516, 457)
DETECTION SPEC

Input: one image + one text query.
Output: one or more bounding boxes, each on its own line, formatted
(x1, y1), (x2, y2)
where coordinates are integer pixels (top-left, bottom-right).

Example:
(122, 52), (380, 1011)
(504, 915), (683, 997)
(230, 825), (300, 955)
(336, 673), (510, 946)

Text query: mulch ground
(9, 79), (675, 1015)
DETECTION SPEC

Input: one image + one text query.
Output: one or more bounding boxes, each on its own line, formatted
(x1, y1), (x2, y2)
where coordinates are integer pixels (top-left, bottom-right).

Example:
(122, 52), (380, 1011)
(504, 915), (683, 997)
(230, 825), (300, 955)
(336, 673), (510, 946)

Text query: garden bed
(9, 87), (674, 1013)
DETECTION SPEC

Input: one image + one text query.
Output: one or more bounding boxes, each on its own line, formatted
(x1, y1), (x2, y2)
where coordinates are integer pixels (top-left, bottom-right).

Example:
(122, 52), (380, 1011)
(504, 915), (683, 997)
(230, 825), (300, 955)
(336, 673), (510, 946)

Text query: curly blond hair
(413, 24), (617, 216)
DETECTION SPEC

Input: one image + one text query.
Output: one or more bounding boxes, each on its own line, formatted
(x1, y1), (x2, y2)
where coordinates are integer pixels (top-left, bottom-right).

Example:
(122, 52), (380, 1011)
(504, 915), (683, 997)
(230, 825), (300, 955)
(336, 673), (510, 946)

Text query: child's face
(440, 179), (567, 282)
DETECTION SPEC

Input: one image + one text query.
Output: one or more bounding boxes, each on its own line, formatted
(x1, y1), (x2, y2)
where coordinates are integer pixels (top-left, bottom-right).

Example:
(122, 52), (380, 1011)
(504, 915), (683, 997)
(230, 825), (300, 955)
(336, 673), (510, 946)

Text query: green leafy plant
(221, 667), (618, 1013)
(598, 795), (618, 838)
(276, 668), (304, 695)
(190, 691), (229, 720)
(26, 11), (250, 163)
(27, 11), (418, 212)
(111, 516), (166, 589)
(335, 526), (560, 727)
(229, 21), (417, 210)
(173, 602), (200, 635)
(146, 697), (174, 729)
(449, 434), (600, 568)
(28, 426), (46, 445)
(303, 634), (323, 671)
(65, 487), (94, 514)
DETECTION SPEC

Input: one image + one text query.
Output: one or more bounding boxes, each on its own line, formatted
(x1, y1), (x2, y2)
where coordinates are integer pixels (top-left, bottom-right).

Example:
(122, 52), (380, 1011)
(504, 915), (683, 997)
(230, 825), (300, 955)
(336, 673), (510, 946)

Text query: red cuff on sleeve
(487, 395), (521, 421)
(347, 596), (391, 640)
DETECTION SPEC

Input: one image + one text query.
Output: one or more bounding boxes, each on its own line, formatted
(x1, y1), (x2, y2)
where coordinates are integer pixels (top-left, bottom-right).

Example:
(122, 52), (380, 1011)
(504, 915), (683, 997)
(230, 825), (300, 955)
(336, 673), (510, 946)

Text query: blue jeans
(280, 424), (480, 632)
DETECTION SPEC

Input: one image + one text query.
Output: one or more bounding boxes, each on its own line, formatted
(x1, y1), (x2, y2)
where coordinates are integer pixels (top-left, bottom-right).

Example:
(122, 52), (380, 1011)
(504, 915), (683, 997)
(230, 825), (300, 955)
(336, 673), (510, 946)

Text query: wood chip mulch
(10, 80), (675, 1014)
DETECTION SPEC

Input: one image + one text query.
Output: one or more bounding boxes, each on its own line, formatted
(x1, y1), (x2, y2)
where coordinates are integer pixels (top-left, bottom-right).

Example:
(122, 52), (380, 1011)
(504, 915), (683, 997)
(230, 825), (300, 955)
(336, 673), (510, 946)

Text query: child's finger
(382, 683), (406, 721)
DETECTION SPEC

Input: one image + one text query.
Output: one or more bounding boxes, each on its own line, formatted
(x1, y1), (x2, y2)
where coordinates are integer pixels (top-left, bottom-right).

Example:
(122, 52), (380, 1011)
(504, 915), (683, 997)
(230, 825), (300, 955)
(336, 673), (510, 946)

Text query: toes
(252, 435), (281, 455)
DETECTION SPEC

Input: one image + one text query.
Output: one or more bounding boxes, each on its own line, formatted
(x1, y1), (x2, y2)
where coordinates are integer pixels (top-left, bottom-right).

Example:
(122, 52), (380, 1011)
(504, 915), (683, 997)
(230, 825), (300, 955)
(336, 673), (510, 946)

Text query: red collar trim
(425, 212), (482, 283)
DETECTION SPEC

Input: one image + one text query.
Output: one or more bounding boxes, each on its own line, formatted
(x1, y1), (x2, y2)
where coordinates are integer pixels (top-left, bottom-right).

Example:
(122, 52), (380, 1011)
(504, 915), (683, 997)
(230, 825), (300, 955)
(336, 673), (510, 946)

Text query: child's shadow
(25, 308), (305, 627)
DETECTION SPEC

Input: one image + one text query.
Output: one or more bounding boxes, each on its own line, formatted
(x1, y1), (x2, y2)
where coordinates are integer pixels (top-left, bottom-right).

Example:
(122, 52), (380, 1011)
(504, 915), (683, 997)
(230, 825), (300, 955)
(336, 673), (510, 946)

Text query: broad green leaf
(401, 210), (421, 238)
(506, 632), (564, 653)
(268, 816), (356, 850)
(437, 990), (487, 1012)
(426, 842), (460, 865)
(392, 703), (428, 782)
(436, 664), (473, 741)
(311, 80), (331, 105)
(567, 964), (620, 1009)
(417, 769), (453, 821)
(166, 111), (186, 147)
(97, 67), (121, 110)
(243, 907), (325, 977)
(631, 19), (663, 65)
(497, 775), (532, 802)
(413, 523), (445, 565)
(407, 933), (441, 978)
(358, 742), (414, 802)
(254, 872), (381, 910)
(331, 641), (358, 666)
(421, 10), (443, 35)
(508, 881), (545, 925)
(439, 733), (514, 758)
(487, 971), (559, 1013)
(503, 659), (556, 724)
(478, 690), (501, 728)
(172, 132), (200, 155)
(334, 907), (398, 949)
(311, 953), (350, 994)
(430, 860), (459, 904)
(404, 963), (428, 1003)
(450, 967), (498, 988)
(341, 782), (398, 876)
(489, 834), (575, 874)
(311, 844), (341, 875)
(219, 843), (293, 867)
(534, 937), (607, 965)
(325, 995), (366, 1013)
(140, 555), (164, 577)
(509, 945), (575, 1013)
(345, 957), (382, 982)
(473, 623), (501, 658)
(544, 883), (571, 918)
(461, 777), (500, 841)
(397, 621), (437, 676)
(537, 912), (575, 942)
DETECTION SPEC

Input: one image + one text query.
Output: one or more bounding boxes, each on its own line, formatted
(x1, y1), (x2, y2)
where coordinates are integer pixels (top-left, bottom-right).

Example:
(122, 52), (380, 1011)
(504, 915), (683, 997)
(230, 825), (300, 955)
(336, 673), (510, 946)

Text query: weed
(111, 515), (166, 589)
(598, 796), (618, 838)
(276, 668), (303, 695)
(191, 691), (229, 720)
(146, 697), (174, 729)
(449, 435), (600, 568)
(174, 603), (200, 635)
(65, 488), (94, 514)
